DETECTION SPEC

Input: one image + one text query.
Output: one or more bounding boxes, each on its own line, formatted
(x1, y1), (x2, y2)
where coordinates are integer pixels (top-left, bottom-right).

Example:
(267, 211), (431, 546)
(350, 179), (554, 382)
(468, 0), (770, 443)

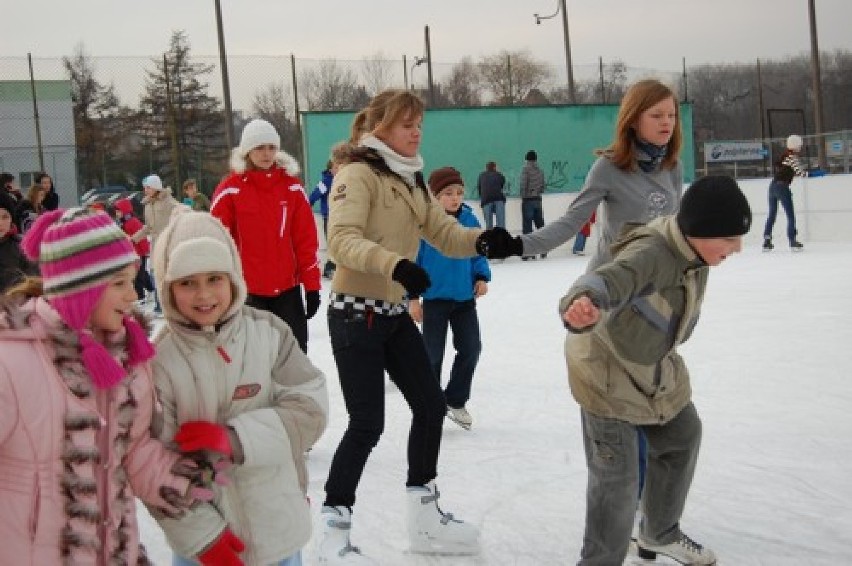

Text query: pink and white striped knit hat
(21, 208), (155, 388)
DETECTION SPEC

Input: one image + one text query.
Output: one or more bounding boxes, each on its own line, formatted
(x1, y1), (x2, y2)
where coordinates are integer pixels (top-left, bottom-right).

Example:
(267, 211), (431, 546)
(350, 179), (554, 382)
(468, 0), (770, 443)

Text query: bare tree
(441, 57), (483, 107)
(478, 50), (552, 105)
(361, 51), (395, 96)
(252, 82), (300, 158)
(299, 59), (369, 111)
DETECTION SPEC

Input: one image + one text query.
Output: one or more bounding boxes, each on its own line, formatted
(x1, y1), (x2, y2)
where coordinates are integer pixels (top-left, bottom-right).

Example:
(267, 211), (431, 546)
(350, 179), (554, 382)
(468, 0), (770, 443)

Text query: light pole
(807, 0), (826, 169)
(214, 0), (235, 150)
(534, 0), (576, 104)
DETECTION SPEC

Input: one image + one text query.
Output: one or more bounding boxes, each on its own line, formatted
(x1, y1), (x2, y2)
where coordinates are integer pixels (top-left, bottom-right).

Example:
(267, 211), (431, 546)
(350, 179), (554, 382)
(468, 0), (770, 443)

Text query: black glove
(475, 227), (523, 259)
(305, 290), (321, 319)
(392, 259), (431, 298)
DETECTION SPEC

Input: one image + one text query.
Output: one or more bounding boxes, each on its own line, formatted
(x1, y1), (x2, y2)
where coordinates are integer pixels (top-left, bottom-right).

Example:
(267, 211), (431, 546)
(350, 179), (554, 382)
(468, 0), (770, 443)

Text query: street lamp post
(808, 0), (827, 170)
(535, 0), (576, 104)
(214, 0), (235, 150)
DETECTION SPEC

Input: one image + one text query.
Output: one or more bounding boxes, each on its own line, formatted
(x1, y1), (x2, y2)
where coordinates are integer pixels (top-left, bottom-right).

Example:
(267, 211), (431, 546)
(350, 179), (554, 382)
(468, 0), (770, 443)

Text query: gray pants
(578, 403), (702, 565)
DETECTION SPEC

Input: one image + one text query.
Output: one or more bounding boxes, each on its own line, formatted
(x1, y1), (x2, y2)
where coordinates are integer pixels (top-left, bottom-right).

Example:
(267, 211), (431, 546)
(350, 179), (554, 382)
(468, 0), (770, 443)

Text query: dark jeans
(247, 285), (308, 353)
(572, 233), (587, 254)
(578, 404), (702, 565)
(763, 180), (797, 243)
(321, 215), (335, 276)
(323, 308), (447, 508)
(521, 198), (545, 235)
(481, 200), (506, 230)
(134, 256), (154, 299)
(421, 298), (481, 409)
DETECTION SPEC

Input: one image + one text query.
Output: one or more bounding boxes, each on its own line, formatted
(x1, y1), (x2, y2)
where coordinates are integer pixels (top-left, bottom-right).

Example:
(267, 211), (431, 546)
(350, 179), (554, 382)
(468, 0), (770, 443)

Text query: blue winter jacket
(309, 170), (333, 217)
(416, 204), (491, 301)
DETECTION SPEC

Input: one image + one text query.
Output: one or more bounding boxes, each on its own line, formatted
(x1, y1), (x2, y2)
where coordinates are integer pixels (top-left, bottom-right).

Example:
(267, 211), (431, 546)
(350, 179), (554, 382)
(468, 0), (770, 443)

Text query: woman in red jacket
(211, 119), (321, 353)
(115, 197), (154, 301)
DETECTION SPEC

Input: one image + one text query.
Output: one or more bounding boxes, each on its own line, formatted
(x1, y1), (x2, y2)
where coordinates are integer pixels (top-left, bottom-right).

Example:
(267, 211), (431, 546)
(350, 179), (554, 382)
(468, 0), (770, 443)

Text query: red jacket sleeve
(289, 186), (322, 291)
(211, 181), (239, 246)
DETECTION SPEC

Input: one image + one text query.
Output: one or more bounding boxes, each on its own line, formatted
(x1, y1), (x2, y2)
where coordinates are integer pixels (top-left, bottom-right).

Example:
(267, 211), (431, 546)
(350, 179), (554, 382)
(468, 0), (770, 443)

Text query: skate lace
(420, 486), (459, 525)
(678, 533), (704, 554)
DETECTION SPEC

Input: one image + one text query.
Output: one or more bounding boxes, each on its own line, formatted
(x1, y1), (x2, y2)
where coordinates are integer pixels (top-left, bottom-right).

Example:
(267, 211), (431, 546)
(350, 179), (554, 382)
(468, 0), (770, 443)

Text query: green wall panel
(302, 104), (694, 200)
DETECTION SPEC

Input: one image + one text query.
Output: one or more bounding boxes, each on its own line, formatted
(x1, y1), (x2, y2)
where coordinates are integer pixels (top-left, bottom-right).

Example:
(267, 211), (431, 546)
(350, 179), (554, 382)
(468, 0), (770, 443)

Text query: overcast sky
(5, 0), (851, 72)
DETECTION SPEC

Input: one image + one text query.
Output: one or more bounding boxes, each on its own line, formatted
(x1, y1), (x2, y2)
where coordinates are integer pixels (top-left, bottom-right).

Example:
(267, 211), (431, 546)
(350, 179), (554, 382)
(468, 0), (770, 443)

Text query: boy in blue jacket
(409, 167), (491, 430)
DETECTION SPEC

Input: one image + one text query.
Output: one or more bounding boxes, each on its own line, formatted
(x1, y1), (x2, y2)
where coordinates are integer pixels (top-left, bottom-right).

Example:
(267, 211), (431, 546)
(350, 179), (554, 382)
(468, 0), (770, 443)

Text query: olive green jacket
(327, 152), (481, 304)
(559, 216), (709, 425)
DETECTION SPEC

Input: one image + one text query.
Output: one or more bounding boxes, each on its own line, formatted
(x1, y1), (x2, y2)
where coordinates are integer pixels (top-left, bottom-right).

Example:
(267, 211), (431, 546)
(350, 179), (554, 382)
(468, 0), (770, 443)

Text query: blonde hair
(27, 183), (47, 211)
(182, 178), (197, 192)
(350, 89), (425, 144)
(603, 79), (682, 172)
(4, 276), (43, 300)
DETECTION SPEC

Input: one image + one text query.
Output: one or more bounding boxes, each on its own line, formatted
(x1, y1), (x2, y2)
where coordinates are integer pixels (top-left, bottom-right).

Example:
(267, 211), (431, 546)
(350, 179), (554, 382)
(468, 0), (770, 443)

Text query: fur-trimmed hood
(229, 148), (301, 176)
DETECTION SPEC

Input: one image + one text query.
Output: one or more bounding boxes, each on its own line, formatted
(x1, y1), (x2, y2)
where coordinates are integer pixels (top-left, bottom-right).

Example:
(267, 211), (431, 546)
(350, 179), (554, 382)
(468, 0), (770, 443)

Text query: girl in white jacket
(149, 209), (329, 566)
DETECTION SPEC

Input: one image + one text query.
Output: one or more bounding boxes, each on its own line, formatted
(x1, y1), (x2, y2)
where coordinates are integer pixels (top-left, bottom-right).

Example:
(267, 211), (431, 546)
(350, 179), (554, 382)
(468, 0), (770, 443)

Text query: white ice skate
(446, 406), (472, 430)
(316, 506), (376, 565)
(407, 481), (480, 555)
(636, 531), (717, 565)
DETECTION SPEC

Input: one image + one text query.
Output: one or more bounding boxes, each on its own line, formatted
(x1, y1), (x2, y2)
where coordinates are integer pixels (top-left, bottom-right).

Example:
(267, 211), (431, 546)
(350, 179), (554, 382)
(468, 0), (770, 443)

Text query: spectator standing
(182, 178), (211, 211)
(409, 166), (491, 431)
(35, 172), (59, 210)
(519, 150), (546, 259)
(149, 209), (328, 566)
(1, 173), (23, 207)
(763, 134), (807, 251)
(15, 183), (48, 234)
(476, 161), (507, 230)
(0, 192), (37, 293)
(211, 118), (321, 353)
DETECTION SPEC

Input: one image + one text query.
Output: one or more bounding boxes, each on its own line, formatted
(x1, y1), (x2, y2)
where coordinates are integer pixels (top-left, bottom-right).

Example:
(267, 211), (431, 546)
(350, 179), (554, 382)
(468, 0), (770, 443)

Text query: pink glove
(197, 528), (245, 566)
(174, 421), (232, 457)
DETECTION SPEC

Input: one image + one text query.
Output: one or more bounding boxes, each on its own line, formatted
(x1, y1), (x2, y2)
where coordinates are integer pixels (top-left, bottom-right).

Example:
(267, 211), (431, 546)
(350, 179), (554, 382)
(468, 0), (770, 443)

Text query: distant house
(0, 80), (78, 204)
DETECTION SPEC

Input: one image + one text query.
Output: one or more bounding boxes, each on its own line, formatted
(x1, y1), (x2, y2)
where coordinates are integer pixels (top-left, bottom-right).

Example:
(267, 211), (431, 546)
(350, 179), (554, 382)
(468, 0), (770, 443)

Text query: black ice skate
(762, 237), (774, 252)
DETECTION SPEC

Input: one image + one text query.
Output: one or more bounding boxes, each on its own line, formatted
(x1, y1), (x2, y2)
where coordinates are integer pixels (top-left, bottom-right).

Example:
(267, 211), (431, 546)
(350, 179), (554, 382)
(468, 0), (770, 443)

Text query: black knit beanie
(677, 176), (752, 237)
(0, 190), (15, 218)
(525, 150), (537, 161)
(428, 167), (464, 195)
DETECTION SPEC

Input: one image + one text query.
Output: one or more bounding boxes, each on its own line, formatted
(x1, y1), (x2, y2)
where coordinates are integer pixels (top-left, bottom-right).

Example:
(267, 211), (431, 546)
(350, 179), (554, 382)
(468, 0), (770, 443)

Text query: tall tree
(63, 44), (126, 191)
(477, 50), (552, 105)
(441, 57), (483, 107)
(361, 51), (396, 96)
(138, 30), (226, 188)
(299, 59), (370, 111)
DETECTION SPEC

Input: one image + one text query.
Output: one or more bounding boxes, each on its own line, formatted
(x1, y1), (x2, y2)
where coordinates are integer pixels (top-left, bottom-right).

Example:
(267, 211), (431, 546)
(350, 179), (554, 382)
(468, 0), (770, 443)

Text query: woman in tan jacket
(316, 90), (484, 564)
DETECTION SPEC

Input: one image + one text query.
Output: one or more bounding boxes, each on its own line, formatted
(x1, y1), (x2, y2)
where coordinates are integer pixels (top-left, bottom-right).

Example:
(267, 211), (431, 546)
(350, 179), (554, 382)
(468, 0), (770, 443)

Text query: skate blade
(410, 538), (480, 556)
(446, 415), (472, 430)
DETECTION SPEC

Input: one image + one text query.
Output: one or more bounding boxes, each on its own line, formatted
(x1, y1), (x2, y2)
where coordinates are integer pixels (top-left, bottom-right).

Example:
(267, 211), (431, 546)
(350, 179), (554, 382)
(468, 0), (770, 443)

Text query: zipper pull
(216, 346), (231, 363)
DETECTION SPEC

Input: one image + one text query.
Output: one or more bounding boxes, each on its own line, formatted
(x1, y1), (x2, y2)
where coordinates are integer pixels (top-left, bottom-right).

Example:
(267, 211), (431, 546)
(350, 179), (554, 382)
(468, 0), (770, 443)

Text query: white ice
(138, 242), (852, 565)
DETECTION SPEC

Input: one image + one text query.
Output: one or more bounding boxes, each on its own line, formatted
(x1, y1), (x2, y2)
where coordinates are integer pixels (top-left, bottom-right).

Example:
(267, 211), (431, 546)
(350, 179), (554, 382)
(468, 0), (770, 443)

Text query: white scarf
(360, 134), (424, 187)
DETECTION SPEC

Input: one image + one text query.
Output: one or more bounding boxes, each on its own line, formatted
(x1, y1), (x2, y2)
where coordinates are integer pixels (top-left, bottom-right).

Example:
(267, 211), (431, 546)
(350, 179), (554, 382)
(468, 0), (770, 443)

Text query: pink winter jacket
(0, 298), (190, 565)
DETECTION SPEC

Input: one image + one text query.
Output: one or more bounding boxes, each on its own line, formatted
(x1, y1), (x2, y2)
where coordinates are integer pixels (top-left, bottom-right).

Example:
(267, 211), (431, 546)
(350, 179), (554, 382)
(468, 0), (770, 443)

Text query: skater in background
(409, 166), (491, 431)
(763, 134), (807, 251)
(211, 118), (321, 353)
(476, 161), (507, 230)
(182, 178), (211, 211)
(14, 183), (48, 234)
(519, 150), (546, 259)
(562, 175), (751, 565)
(317, 89), (482, 564)
(149, 210), (328, 566)
(309, 142), (348, 279)
(0, 208), (204, 565)
(572, 210), (596, 256)
(114, 197), (154, 302)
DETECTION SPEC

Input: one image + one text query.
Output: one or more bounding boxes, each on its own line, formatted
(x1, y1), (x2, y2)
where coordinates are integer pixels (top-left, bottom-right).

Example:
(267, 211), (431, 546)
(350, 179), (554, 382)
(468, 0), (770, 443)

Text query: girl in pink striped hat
(0, 207), (208, 565)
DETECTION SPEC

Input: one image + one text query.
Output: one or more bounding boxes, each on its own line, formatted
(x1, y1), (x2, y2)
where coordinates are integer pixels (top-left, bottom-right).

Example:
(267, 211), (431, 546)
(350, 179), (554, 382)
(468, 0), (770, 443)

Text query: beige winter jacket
(560, 216), (708, 425)
(327, 155), (482, 304)
(133, 189), (186, 246)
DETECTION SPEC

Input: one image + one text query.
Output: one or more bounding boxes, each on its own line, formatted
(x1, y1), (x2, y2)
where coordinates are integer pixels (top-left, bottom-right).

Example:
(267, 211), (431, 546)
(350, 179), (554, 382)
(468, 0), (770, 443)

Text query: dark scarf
(634, 139), (668, 173)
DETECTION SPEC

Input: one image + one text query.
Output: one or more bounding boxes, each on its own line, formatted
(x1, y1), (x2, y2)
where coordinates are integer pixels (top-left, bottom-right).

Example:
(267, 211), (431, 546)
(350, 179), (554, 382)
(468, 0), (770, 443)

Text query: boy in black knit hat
(0, 191), (37, 292)
(559, 175), (750, 565)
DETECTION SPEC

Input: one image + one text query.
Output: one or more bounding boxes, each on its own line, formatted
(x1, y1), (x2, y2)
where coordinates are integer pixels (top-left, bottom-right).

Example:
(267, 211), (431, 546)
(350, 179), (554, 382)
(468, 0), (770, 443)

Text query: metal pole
(291, 54), (304, 164)
(598, 56), (605, 103)
(27, 53), (45, 172)
(681, 57), (689, 102)
(403, 55), (409, 90)
(214, 0), (235, 150)
(756, 58), (768, 176)
(425, 26), (435, 106)
(560, 0), (576, 104)
(808, 0), (827, 170)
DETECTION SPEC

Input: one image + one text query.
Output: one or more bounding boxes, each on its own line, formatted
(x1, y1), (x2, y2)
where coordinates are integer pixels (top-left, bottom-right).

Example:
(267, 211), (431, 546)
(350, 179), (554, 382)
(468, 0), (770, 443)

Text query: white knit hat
(142, 174), (164, 191)
(238, 119), (280, 157)
(786, 135), (803, 151)
(151, 209), (247, 325)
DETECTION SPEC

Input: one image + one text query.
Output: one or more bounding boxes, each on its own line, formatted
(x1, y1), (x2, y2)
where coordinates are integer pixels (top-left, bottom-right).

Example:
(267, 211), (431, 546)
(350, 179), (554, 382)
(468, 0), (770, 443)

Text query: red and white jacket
(211, 152), (321, 297)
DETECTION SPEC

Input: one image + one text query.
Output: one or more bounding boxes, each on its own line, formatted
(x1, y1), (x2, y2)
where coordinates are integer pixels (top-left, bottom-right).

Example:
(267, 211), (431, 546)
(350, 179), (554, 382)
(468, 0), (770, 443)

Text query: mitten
(392, 259), (431, 298)
(197, 528), (245, 566)
(475, 227), (524, 259)
(305, 290), (321, 319)
(174, 421), (232, 458)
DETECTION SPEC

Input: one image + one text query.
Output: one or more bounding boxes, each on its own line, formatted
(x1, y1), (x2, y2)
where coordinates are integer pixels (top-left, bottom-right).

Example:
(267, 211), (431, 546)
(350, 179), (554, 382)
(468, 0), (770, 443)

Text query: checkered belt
(328, 292), (408, 316)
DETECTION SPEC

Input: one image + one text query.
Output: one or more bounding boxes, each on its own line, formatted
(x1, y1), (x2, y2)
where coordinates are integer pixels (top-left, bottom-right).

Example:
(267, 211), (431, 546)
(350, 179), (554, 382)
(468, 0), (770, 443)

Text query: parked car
(80, 186), (145, 218)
